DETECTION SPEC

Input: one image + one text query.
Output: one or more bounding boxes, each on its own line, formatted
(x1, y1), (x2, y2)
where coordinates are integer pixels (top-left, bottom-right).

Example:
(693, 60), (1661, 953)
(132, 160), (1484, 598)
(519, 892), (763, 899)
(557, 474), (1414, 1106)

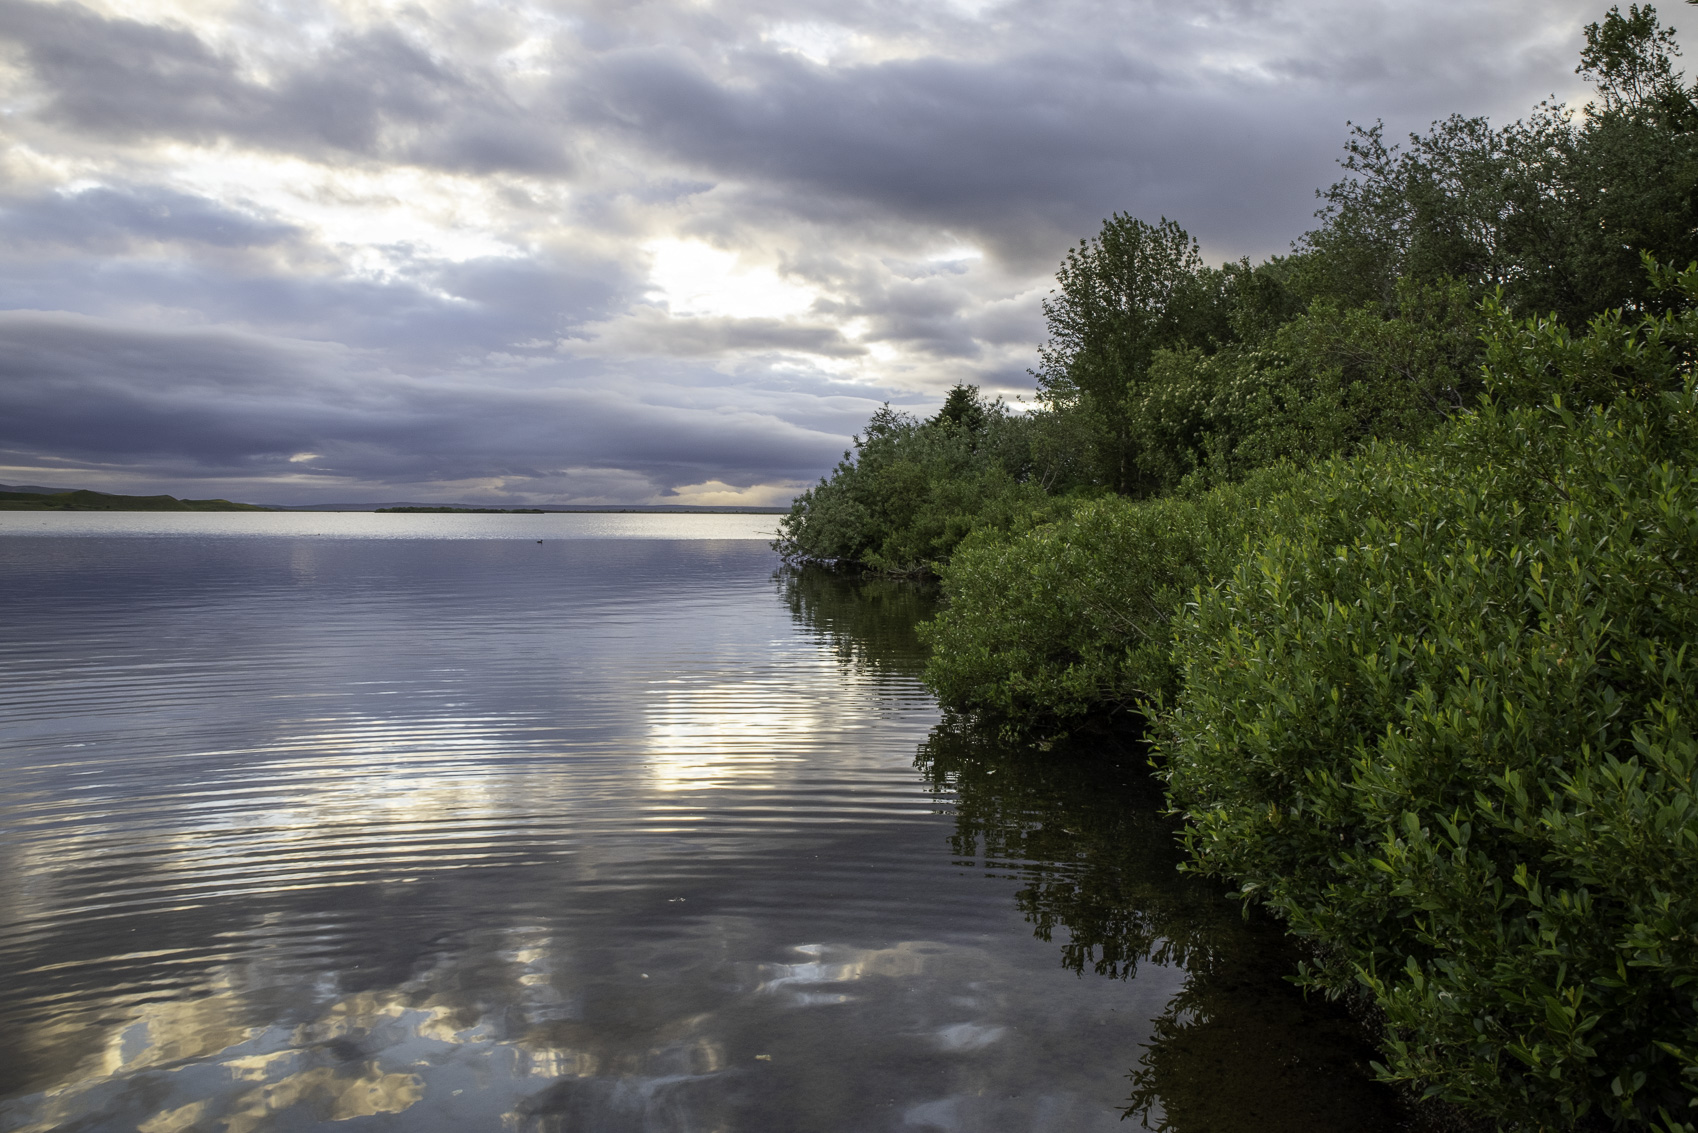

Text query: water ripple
(0, 531), (1187, 1132)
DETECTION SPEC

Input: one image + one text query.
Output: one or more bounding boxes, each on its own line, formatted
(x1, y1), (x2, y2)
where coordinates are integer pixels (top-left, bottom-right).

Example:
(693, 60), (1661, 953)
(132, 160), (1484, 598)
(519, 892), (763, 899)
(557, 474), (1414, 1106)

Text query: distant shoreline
(371, 505), (787, 514)
(0, 488), (267, 512)
(0, 485), (790, 514)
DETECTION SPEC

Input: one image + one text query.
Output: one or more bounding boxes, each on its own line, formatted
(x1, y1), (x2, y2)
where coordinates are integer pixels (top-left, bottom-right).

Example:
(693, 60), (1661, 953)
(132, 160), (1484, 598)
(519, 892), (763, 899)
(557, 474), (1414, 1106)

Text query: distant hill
(0, 487), (270, 512)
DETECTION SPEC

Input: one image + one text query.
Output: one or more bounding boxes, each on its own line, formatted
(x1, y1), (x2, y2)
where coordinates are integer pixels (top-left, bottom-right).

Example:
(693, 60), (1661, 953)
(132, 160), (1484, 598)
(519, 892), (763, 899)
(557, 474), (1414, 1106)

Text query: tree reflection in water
(918, 723), (1402, 1132)
(782, 565), (1405, 1133)
(775, 565), (938, 676)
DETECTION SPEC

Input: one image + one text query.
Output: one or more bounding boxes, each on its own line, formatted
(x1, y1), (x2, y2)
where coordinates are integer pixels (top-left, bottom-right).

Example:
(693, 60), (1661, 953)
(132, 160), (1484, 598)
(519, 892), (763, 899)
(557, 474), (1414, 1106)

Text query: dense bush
(1159, 265), (1698, 1131)
(920, 466), (1301, 732)
(1126, 276), (1485, 492)
(772, 387), (1067, 575)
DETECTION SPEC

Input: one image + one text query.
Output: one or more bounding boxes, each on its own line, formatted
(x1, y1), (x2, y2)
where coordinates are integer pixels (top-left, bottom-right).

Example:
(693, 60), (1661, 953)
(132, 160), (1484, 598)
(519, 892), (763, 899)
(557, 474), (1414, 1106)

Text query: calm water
(0, 513), (1397, 1132)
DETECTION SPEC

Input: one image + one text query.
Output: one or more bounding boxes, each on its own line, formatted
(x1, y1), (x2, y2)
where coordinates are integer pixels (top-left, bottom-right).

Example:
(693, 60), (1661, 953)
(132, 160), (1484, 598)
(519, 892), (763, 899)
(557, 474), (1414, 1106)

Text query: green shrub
(773, 389), (1062, 575)
(920, 465), (1302, 732)
(1127, 276), (1484, 491)
(1159, 266), (1698, 1130)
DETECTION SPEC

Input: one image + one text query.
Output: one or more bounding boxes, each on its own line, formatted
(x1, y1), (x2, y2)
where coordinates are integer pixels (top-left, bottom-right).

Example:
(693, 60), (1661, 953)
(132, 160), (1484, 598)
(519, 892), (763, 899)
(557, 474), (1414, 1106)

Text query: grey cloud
(0, 312), (380, 465)
(848, 275), (993, 359)
(0, 186), (299, 252)
(0, 192), (632, 367)
(569, 45), (1355, 265)
(787, 251), (1031, 360)
(561, 0), (1604, 265)
(0, 0), (241, 134)
(0, 0), (569, 173)
(0, 0), (1628, 502)
(585, 309), (866, 358)
(0, 312), (866, 498)
(0, 0), (1605, 248)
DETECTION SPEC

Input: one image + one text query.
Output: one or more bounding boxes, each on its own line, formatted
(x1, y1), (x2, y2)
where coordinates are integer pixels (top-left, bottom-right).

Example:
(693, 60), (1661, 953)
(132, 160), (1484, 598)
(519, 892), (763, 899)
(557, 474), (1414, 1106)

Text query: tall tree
(1298, 4), (1698, 325)
(1035, 215), (1221, 493)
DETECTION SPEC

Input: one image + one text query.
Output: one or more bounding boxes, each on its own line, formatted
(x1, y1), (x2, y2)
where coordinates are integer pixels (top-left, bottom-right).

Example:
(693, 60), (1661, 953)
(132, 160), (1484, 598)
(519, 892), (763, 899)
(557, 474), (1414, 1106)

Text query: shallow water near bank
(0, 514), (1397, 1132)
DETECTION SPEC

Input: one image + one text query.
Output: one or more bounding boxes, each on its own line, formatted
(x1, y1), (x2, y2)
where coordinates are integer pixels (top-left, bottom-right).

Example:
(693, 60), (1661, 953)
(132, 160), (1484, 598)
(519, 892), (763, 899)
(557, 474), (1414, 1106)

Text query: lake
(0, 512), (1398, 1132)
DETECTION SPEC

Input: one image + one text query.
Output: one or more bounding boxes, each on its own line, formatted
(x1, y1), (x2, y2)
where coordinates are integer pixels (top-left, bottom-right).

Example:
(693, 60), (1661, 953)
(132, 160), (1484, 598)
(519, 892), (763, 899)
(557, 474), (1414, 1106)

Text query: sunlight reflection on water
(0, 528), (1181, 1133)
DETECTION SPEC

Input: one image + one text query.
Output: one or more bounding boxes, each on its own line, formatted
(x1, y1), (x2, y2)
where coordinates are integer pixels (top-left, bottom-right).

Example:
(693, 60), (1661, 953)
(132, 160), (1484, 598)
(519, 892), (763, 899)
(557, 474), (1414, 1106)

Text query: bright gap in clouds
(643, 240), (820, 320)
(167, 149), (533, 268)
(762, 23), (866, 66)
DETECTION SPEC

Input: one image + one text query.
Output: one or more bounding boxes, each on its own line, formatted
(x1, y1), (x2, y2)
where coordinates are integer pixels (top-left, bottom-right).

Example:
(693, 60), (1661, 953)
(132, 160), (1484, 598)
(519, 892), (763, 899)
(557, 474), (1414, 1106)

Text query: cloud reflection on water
(1, 536), (1169, 1132)
(4, 924), (1164, 1133)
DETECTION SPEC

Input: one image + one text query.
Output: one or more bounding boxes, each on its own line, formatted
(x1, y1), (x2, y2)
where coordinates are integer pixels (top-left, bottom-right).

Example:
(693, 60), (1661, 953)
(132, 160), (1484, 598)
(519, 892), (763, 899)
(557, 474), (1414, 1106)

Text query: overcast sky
(0, 0), (1628, 505)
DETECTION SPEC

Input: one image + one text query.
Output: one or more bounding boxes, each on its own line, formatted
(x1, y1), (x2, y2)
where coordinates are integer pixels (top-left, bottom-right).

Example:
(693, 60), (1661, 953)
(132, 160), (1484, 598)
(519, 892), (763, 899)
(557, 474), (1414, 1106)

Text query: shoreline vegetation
(776, 7), (1698, 1130)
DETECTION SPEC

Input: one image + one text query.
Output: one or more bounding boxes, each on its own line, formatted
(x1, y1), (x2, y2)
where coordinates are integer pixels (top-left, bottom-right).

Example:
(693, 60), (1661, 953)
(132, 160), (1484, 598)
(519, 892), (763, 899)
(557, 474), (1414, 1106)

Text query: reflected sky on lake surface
(0, 519), (1396, 1133)
(0, 511), (780, 541)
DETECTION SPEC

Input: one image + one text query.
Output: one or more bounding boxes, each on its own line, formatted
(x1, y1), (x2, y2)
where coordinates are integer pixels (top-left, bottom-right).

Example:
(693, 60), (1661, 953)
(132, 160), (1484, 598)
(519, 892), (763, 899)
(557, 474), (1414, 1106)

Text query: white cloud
(643, 239), (819, 320)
